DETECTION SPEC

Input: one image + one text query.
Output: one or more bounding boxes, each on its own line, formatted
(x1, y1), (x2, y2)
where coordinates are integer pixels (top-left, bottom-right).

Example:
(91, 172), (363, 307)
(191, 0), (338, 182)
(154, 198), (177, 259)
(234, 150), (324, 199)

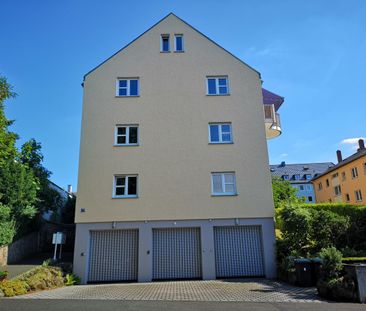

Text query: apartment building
(73, 13), (284, 283)
(312, 139), (366, 205)
(270, 162), (334, 203)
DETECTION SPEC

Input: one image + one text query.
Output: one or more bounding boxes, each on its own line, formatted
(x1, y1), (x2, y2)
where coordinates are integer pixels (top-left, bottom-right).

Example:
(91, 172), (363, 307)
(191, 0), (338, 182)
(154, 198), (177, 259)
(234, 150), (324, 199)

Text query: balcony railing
(264, 104), (282, 139)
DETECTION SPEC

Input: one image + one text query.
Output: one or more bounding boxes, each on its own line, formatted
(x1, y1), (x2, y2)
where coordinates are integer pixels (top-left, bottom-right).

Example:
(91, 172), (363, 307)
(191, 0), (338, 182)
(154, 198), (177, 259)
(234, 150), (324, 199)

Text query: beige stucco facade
(74, 14), (278, 283)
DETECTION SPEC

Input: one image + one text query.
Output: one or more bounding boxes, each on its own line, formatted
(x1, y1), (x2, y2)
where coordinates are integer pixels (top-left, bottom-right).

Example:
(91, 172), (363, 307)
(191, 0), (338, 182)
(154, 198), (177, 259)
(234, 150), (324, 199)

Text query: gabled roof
(262, 88), (284, 111)
(312, 148), (366, 181)
(270, 162), (334, 182)
(83, 12), (261, 80)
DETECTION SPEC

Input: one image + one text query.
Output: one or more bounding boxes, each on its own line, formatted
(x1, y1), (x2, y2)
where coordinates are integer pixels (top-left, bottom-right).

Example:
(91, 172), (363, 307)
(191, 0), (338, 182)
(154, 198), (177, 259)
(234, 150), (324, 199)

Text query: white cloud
(340, 137), (365, 151)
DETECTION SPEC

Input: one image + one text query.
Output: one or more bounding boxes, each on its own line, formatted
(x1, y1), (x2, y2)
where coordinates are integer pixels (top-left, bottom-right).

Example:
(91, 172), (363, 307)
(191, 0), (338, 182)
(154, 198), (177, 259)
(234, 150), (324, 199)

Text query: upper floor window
(209, 123), (232, 144)
(116, 78), (139, 97)
(326, 179), (330, 187)
(318, 182), (323, 190)
(334, 185), (342, 196)
(282, 175), (289, 181)
(161, 34), (170, 52)
(113, 175), (138, 198)
(115, 125), (139, 146)
(341, 172), (346, 181)
(355, 189), (363, 202)
(174, 34), (184, 52)
(299, 185), (305, 191)
(351, 167), (359, 179)
(211, 172), (236, 196)
(207, 76), (229, 95)
(293, 174), (301, 181)
(305, 174), (312, 180)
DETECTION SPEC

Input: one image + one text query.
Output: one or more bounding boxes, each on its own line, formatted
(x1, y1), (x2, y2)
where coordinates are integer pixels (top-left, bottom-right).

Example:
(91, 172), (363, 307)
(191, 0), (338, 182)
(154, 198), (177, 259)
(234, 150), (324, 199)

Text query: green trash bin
(294, 259), (313, 287)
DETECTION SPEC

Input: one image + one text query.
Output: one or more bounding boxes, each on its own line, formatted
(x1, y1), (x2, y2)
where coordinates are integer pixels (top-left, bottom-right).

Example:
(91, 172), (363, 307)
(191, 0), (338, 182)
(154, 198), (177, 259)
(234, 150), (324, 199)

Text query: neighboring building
(43, 182), (75, 222)
(73, 13), (284, 284)
(312, 139), (366, 205)
(270, 162), (333, 203)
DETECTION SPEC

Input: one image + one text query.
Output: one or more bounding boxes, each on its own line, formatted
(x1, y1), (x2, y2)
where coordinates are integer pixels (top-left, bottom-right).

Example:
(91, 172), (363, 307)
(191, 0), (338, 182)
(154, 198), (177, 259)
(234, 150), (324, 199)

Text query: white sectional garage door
(88, 229), (138, 283)
(214, 226), (264, 278)
(152, 227), (202, 280)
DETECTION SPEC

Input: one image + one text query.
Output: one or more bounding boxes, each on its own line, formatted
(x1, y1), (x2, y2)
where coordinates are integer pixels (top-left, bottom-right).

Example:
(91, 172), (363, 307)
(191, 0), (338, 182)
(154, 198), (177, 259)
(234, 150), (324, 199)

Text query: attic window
(174, 34), (184, 52)
(161, 34), (170, 52)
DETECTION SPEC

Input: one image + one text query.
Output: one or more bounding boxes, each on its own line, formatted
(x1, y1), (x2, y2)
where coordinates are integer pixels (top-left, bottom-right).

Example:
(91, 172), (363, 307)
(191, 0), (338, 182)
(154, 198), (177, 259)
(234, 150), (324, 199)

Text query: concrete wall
(73, 217), (276, 284)
(76, 14), (274, 224)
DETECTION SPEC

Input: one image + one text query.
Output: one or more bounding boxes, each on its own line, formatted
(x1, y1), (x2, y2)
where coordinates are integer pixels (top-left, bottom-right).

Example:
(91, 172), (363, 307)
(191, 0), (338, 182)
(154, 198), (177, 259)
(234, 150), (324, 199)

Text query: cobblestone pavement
(13, 279), (323, 302)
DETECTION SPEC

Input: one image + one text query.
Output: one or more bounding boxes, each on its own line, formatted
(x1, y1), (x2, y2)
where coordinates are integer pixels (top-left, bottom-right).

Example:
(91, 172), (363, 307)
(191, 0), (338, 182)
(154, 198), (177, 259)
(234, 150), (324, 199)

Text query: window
(294, 174), (300, 180)
(161, 34), (170, 52)
(299, 185), (305, 191)
(355, 190), (363, 202)
(345, 193), (350, 202)
(364, 163), (366, 174)
(318, 182), (323, 190)
(341, 172), (346, 181)
(113, 175), (138, 198)
(334, 185), (342, 196)
(206, 77), (229, 95)
(282, 175), (289, 181)
(116, 79), (139, 96)
(305, 174), (312, 180)
(209, 123), (232, 143)
(332, 172), (339, 178)
(211, 172), (236, 196)
(174, 34), (184, 52)
(115, 125), (138, 146)
(308, 196), (313, 202)
(351, 167), (359, 179)
(326, 179), (330, 187)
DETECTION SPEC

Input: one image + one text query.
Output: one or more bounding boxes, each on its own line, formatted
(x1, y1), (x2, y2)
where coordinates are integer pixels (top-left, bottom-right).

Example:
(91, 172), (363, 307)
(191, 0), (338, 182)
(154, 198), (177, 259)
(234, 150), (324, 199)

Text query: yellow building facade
(312, 139), (366, 205)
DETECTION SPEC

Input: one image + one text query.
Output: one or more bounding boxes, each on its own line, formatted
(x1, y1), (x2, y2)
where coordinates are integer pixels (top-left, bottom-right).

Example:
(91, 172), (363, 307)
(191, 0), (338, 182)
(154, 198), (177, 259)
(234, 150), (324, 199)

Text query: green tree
(0, 75), (38, 245)
(272, 176), (300, 209)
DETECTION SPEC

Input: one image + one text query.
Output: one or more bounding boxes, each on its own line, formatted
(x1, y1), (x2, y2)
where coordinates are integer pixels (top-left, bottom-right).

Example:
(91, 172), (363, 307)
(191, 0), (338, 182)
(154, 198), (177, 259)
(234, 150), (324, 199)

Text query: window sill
(115, 95), (140, 98)
(208, 142), (234, 145)
(112, 195), (138, 199)
(113, 144), (140, 147)
(211, 193), (238, 197)
(174, 50), (185, 53)
(206, 94), (230, 96)
(160, 51), (171, 53)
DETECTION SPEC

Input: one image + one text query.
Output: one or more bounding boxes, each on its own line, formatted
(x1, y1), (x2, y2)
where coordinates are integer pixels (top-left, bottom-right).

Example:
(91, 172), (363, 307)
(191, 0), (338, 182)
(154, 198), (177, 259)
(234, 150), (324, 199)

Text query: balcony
(264, 104), (282, 139)
(262, 88), (284, 140)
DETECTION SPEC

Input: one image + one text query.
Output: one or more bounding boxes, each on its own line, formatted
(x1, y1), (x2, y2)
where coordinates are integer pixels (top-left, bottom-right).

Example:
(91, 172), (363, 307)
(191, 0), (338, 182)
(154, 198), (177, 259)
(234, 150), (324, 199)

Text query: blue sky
(1, 0), (365, 190)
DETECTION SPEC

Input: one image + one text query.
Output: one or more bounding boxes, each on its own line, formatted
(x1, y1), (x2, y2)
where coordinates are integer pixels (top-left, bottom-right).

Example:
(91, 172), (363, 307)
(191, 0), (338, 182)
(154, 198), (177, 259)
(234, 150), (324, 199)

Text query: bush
(318, 247), (343, 282)
(281, 206), (312, 254)
(65, 273), (81, 286)
(16, 266), (64, 292)
(0, 270), (8, 281)
(0, 280), (28, 297)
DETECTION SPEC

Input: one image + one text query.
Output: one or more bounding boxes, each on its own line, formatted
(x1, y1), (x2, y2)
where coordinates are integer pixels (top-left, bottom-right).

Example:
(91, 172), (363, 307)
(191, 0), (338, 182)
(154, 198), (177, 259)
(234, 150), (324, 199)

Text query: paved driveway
(13, 279), (323, 302)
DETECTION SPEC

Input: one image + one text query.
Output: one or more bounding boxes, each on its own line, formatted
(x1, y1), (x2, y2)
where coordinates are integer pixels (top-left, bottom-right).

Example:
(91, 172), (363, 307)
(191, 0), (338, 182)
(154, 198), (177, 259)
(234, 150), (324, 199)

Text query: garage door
(214, 226), (264, 278)
(152, 227), (202, 280)
(88, 229), (138, 283)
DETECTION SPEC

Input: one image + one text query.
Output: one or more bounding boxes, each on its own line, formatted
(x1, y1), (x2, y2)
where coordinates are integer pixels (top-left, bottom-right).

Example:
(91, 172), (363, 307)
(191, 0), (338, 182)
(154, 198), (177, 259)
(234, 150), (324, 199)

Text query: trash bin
(294, 258), (313, 287)
(311, 258), (322, 285)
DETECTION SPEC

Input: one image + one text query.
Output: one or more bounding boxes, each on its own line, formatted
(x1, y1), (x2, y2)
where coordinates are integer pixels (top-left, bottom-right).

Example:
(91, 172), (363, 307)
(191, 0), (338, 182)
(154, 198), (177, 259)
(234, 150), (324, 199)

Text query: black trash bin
(310, 258), (322, 285)
(294, 259), (312, 287)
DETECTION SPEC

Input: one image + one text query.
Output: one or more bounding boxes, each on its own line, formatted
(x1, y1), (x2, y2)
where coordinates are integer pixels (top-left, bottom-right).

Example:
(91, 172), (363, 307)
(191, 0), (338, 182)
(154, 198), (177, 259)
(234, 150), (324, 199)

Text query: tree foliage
(272, 176), (299, 209)
(0, 75), (60, 245)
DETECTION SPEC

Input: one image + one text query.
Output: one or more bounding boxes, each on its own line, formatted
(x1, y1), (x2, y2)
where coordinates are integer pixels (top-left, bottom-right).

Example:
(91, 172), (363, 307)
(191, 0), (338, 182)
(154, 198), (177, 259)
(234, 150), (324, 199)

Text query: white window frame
(211, 172), (237, 196)
(114, 125), (139, 146)
(206, 76), (229, 95)
(208, 123), (233, 144)
(116, 78), (139, 97)
(113, 175), (138, 198)
(351, 167), (359, 179)
(160, 34), (170, 52)
(174, 34), (184, 52)
(355, 190), (363, 202)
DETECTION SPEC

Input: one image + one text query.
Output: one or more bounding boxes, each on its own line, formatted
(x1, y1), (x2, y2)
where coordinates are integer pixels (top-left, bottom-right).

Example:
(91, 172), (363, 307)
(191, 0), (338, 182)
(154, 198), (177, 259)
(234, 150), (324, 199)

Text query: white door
(152, 227), (202, 280)
(88, 229), (138, 283)
(214, 226), (264, 278)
